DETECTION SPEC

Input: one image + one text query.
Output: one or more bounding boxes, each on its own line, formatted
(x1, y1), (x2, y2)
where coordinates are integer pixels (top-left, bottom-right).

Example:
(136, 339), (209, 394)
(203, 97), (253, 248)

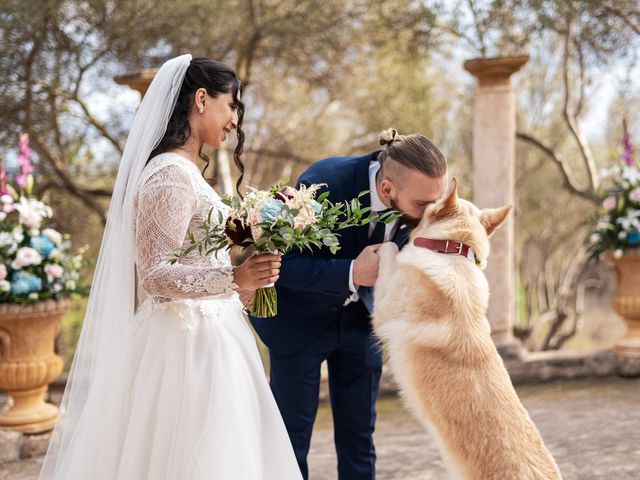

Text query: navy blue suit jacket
(250, 151), (380, 355)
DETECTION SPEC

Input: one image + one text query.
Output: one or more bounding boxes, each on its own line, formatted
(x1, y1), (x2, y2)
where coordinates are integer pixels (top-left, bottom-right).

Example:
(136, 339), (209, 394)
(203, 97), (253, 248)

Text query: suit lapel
(392, 223), (410, 248)
(354, 151), (378, 250)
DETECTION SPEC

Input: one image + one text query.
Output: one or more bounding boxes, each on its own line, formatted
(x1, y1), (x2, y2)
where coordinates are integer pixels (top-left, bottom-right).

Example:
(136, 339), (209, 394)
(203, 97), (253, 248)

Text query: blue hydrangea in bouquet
(0, 134), (89, 304)
(174, 181), (394, 317)
(586, 123), (640, 260)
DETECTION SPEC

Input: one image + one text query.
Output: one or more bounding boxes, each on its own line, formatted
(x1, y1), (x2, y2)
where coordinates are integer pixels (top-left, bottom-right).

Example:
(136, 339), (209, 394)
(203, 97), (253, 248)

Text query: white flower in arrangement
(618, 231), (628, 240)
(622, 166), (640, 186)
(71, 256), (83, 270)
(0, 232), (15, 249)
(293, 208), (318, 230)
(11, 247), (42, 269)
(616, 213), (638, 232)
(0, 133), (88, 303)
(12, 226), (24, 243)
(14, 196), (52, 229)
(614, 249), (624, 259)
(599, 166), (621, 181)
(246, 207), (266, 240)
(589, 233), (600, 244)
(42, 228), (63, 246)
(44, 264), (64, 280)
(596, 221), (614, 231)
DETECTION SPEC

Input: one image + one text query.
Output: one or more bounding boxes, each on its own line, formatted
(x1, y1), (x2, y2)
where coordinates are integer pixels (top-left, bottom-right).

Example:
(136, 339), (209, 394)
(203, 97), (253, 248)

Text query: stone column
(464, 55), (528, 358)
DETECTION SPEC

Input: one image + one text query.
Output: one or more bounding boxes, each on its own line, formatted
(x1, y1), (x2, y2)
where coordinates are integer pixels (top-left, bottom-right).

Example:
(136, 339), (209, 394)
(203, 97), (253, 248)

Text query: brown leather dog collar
(413, 237), (475, 264)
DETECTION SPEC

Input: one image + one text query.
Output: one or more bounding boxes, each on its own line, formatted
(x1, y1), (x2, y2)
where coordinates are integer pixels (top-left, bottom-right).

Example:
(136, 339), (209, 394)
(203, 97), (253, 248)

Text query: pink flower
(0, 264), (7, 280)
(42, 228), (62, 246)
(603, 196), (617, 211)
(0, 160), (8, 197)
(621, 127), (634, 167)
(16, 133), (35, 191)
(630, 187), (640, 204)
(11, 247), (42, 269)
(44, 264), (64, 279)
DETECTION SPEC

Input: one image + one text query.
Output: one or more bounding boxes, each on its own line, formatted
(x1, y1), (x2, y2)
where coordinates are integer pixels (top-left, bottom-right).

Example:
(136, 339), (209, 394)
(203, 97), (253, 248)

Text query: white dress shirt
(344, 161), (398, 305)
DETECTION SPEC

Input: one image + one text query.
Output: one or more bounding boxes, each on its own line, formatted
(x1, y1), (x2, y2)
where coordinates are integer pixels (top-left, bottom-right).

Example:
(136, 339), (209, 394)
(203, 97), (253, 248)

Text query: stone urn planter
(0, 298), (71, 433)
(607, 249), (640, 374)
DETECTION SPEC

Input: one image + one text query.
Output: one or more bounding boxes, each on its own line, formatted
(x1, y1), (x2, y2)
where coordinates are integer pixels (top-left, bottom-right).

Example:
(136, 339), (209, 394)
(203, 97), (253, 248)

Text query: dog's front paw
(377, 241), (399, 259)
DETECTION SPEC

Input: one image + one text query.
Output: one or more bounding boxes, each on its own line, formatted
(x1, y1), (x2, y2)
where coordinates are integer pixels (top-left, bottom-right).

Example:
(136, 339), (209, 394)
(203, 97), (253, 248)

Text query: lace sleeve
(135, 162), (237, 300)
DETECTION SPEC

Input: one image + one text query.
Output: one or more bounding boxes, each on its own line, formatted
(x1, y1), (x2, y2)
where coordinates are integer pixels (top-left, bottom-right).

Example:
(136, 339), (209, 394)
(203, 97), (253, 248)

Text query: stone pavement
(2, 377), (639, 479)
(310, 377), (640, 480)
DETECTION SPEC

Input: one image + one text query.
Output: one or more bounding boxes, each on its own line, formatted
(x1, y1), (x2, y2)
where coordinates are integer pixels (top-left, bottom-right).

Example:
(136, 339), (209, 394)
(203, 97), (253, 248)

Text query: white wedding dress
(112, 152), (301, 479)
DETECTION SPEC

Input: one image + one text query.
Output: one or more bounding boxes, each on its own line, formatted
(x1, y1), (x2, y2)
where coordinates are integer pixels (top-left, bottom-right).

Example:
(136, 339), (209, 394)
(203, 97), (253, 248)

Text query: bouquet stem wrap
(251, 284), (278, 318)
(251, 249), (278, 318)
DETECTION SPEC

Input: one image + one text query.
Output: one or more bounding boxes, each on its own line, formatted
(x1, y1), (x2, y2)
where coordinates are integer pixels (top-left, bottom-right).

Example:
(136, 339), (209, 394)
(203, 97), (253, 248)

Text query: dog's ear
(433, 177), (458, 219)
(480, 205), (512, 236)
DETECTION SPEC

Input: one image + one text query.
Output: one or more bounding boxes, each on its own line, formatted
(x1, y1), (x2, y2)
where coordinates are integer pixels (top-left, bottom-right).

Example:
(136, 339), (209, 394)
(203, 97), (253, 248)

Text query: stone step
(0, 430), (21, 464)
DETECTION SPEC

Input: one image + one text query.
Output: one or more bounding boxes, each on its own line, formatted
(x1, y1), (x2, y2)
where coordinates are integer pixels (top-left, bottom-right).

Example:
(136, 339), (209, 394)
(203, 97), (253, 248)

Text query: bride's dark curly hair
(149, 57), (246, 194)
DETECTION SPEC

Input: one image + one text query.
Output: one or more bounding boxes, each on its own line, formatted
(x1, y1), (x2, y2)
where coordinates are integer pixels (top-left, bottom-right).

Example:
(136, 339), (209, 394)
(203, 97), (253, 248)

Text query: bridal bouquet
(586, 126), (640, 260)
(0, 134), (89, 304)
(173, 181), (394, 317)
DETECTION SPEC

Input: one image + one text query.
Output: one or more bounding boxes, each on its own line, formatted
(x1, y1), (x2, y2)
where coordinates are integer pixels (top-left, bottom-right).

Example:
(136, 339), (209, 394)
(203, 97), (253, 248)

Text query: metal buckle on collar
(445, 240), (463, 254)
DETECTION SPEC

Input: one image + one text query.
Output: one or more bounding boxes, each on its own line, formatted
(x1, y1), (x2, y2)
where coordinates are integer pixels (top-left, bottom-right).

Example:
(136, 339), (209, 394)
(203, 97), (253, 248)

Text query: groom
(250, 130), (448, 479)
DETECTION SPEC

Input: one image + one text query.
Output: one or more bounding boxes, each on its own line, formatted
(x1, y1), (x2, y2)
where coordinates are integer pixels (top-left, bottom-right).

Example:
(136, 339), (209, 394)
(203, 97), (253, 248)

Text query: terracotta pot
(607, 249), (640, 360)
(0, 298), (71, 433)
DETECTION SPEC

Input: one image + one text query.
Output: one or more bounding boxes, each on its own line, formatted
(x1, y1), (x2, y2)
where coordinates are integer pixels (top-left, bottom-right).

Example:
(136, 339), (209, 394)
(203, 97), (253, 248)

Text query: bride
(39, 54), (302, 479)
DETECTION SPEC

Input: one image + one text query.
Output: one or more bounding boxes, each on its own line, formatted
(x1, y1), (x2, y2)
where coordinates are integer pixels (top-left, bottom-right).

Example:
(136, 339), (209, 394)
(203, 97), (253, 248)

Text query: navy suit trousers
(268, 303), (383, 480)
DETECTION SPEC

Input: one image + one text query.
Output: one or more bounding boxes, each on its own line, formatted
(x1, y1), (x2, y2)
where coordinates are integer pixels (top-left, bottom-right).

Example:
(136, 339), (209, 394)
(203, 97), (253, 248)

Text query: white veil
(39, 53), (192, 479)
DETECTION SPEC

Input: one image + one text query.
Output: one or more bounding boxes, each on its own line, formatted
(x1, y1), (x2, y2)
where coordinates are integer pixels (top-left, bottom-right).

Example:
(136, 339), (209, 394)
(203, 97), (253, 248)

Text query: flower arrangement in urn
(586, 124), (640, 368)
(586, 125), (640, 260)
(0, 134), (89, 432)
(0, 134), (89, 304)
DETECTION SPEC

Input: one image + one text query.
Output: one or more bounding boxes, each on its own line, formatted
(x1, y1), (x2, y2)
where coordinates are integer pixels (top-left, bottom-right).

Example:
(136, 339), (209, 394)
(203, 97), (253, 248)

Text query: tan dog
(372, 178), (561, 480)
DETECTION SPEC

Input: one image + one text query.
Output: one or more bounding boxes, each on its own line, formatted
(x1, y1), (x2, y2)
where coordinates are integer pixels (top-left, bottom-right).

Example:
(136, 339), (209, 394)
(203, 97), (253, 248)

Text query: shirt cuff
(343, 260), (360, 306)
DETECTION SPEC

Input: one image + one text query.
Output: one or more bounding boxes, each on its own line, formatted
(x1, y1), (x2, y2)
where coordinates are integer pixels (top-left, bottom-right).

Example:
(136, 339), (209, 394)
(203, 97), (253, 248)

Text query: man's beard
(389, 197), (421, 230)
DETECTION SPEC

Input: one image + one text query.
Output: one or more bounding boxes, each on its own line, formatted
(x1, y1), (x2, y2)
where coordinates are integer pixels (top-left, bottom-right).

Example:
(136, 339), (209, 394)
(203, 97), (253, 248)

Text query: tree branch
(562, 24), (599, 191)
(466, 0), (488, 57)
(30, 133), (107, 223)
(35, 80), (124, 155)
(516, 132), (599, 204)
(600, 3), (640, 36)
(245, 148), (313, 165)
(73, 94), (124, 154)
(36, 181), (113, 198)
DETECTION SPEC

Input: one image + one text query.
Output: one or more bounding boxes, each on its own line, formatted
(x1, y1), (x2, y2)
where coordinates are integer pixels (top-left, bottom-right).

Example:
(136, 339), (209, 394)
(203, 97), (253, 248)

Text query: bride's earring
(199, 106), (205, 114)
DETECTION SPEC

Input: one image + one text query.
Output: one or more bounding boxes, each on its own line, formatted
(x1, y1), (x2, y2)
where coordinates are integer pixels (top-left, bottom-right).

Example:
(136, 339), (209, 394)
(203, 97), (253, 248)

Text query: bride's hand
(233, 252), (282, 291)
(238, 289), (254, 308)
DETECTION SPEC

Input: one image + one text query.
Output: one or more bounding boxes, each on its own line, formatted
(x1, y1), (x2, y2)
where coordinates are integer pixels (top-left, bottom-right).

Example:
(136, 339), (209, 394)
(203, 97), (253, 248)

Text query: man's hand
(353, 244), (382, 287)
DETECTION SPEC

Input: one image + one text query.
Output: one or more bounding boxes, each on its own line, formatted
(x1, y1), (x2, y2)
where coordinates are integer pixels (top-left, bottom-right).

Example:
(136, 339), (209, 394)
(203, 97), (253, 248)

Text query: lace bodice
(133, 152), (237, 304)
